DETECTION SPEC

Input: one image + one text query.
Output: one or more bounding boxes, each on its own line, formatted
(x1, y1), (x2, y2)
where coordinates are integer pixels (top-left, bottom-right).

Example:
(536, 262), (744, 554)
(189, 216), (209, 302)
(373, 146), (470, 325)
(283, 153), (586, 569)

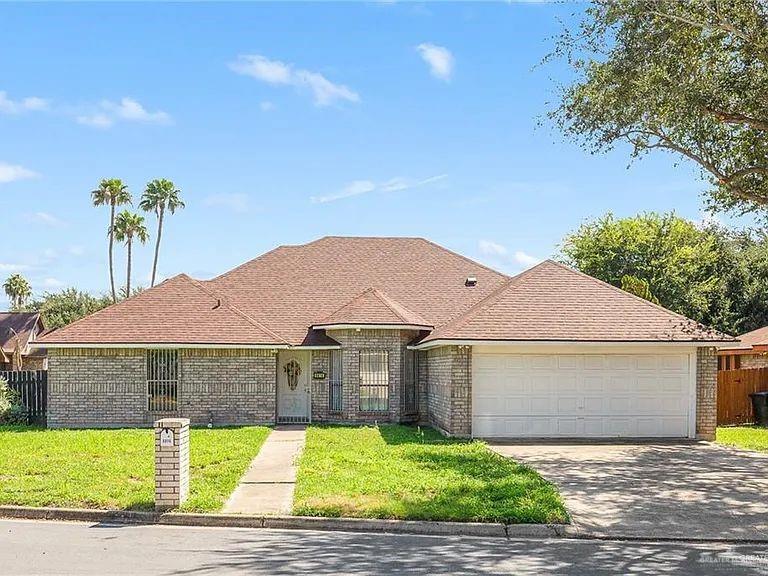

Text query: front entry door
(277, 351), (310, 423)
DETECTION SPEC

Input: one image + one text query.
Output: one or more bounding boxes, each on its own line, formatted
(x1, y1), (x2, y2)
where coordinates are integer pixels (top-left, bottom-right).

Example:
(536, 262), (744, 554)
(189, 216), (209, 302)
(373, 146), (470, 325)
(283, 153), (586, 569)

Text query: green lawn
(0, 426), (270, 511)
(293, 425), (568, 524)
(717, 426), (768, 452)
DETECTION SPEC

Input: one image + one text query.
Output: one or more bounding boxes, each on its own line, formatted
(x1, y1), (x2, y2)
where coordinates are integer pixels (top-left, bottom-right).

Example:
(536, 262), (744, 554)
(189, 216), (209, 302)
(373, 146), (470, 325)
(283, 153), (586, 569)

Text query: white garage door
(472, 350), (694, 438)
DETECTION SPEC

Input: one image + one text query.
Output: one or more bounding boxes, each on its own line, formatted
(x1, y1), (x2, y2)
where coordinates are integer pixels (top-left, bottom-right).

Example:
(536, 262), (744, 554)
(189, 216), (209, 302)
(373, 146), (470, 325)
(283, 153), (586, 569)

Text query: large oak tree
(551, 1), (768, 214)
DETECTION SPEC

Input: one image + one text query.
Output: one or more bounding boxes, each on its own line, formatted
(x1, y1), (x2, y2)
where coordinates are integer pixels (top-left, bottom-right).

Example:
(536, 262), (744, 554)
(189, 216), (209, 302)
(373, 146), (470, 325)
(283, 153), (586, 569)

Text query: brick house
(717, 326), (768, 371)
(34, 237), (733, 439)
(0, 312), (47, 371)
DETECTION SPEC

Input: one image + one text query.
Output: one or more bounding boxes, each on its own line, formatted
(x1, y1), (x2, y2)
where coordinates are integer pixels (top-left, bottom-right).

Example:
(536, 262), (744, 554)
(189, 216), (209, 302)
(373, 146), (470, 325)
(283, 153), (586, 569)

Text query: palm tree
(139, 179), (184, 287)
(92, 178), (132, 303)
(3, 274), (32, 310)
(111, 211), (149, 298)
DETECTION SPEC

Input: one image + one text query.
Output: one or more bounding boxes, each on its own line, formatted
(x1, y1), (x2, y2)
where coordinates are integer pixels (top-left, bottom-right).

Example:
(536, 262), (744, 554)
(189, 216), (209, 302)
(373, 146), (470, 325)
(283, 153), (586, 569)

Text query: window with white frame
(146, 349), (179, 412)
(359, 350), (389, 412)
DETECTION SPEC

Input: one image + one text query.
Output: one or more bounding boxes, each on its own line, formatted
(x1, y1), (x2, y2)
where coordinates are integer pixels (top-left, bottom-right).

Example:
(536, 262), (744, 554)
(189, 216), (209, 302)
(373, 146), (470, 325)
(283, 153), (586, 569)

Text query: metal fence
(146, 349), (179, 412)
(402, 349), (418, 415)
(0, 370), (47, 424)
(359, 350), (389, 412)
(329, 349), (343, 412)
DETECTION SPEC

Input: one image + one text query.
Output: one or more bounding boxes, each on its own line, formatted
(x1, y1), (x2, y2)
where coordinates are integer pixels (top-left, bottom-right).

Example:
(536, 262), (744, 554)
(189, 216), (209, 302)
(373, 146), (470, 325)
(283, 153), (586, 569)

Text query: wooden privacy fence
(0, 370), (47, 424)
(717, 367), (768, 426)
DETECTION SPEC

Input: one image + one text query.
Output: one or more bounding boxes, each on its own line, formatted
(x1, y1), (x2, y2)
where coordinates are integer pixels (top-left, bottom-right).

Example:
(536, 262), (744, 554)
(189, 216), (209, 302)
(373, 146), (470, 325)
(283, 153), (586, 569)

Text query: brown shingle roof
(422, 260), (734, 343)
(209, 236), (508, 345)
(314, 287), (432, 328)
(35, 239), (732, 348)
(0, 312), (43, 354)
(37, 274), (287, 345)
(720, 326), (768, 350)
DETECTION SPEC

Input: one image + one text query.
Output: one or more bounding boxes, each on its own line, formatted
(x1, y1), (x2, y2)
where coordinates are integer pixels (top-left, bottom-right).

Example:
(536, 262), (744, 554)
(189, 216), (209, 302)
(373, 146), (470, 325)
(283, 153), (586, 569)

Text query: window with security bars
(402, 349), (418, 414)
(147, 349), (179, 412)
(329, 349), (343, 412)
(359, 350), (389, 412)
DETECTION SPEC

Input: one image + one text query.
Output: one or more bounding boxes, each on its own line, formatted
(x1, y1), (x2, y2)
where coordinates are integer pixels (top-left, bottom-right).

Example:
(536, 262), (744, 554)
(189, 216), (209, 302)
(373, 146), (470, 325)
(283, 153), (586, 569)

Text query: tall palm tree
(92, 178), (132, 303)
(3, 274), (32, 310)
(139, 179), (184, 287)
(111, 211), (149, 298)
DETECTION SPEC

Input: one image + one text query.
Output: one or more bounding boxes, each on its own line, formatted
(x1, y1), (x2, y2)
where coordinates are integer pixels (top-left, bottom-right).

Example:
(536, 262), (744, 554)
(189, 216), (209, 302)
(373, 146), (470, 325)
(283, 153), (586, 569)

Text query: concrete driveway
(490, 441), (768, 540)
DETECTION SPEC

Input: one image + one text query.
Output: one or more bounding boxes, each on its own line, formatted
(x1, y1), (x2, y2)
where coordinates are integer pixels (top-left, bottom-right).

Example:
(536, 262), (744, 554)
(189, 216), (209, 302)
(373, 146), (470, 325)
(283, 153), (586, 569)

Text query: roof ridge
(181, 275), (290, 344)
(369, 288), (431, 326)
(430, 262), (546, 338)
(35, 276), (183, 340)
(418, 238), (511, 280)
(543, 260), (731, 338)
(210, 244), (295, 283)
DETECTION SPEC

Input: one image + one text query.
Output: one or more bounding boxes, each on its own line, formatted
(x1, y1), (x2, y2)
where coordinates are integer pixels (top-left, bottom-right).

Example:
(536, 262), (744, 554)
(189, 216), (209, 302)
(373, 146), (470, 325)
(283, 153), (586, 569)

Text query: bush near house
(0, 379), (27, 425)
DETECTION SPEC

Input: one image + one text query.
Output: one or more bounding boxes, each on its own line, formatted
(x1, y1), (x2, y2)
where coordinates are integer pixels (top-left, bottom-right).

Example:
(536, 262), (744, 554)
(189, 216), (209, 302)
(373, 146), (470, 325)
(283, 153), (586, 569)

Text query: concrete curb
(0, 505), (566, 539)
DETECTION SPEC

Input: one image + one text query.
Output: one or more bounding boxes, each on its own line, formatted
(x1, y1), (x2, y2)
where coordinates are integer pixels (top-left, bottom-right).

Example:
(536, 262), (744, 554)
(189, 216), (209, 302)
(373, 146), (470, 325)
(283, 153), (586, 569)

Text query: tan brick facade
(424, 345), (472, 437)
(696, 346), (718, 440)
(740, 353), (768, 369)
(323, 328), (419, 423)
(48, 348), (277, 428)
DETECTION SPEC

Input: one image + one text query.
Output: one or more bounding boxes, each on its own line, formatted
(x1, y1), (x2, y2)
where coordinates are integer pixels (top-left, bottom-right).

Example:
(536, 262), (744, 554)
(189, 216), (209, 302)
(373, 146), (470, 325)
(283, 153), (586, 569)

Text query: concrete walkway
(490, 441), (768, 540)
(223, 426), (306, 515)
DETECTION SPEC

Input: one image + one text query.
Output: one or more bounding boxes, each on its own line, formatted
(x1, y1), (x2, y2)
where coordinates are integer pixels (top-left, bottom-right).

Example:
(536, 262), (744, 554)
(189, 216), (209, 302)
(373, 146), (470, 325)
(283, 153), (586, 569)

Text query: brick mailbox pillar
(154, 418), (190, 511)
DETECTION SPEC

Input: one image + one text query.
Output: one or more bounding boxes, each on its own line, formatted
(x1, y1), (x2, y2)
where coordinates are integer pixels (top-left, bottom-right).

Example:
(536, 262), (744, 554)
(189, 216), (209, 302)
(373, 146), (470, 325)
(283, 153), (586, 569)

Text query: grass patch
(717, 426), (768, 453)
(293, 425), (567, 524)
(0, 425), (269, 512)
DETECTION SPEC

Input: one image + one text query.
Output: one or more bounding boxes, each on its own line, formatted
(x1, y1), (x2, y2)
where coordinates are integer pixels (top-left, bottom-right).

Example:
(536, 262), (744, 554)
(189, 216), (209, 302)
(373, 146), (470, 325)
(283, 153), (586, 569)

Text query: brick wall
(424, 345), (472, 437)
(48, 348), (146, 428)
(696, 346), (718, 440)
(311, 350), (330, 422)
(324, 329), (418, 423)
(740, 353), (768, 369)
(179, 349), (276, 425)
(48, 348), (278, 428)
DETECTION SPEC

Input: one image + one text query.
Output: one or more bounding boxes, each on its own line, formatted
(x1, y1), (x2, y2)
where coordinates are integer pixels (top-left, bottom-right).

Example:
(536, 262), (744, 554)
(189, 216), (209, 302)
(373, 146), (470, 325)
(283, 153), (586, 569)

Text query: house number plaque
(160, 428), (174, 447)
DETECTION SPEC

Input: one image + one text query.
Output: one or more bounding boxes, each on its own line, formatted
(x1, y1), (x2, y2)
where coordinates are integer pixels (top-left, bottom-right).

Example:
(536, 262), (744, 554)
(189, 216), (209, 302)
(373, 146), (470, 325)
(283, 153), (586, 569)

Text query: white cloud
(0, 263), (30, 272)
(311, 174), (447, 204)
(0, 91), (50, 114)
(416, 43), (454, 81)
(41, 278), (64, 289)
(260, 101), (276, 112)
(204, 193), (251, 213)
(68, 245), (85, 257)
(0, 162), (38, 184)
(77, 97), (171, 129)
(478, 240), (541, 272)
(478, 240), (508, 257)
(229, 54), (360, 107)
(30, 212), (63, 226)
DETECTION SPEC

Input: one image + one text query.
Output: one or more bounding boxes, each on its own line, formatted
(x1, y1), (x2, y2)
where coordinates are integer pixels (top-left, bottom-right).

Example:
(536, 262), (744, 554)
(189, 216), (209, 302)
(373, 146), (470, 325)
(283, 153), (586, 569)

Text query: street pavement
(2, 519), (768, 575)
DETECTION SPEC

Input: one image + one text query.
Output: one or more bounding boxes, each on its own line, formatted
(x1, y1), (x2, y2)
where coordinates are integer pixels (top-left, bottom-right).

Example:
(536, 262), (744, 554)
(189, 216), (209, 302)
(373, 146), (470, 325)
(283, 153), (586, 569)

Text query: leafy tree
(111, 211), (149, 298)
(550, 1), (768, 215)
(620, 274), (659, 304)
(559, 212), (737, 331)
(139, 179), (184, 287)
(92, 178), (132, 303)
(3, 273), (32, 310)
(26, 288), (113, 330)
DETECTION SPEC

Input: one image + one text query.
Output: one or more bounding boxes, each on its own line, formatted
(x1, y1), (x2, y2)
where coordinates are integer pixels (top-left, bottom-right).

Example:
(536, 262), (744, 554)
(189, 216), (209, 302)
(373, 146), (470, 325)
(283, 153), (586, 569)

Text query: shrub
(0, 378), (27, 425)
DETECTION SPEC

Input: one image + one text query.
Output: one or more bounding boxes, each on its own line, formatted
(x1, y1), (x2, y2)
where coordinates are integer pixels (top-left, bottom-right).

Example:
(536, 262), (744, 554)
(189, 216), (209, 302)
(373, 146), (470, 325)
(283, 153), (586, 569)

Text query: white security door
(472, 349), (694, 438)
(277, 350), (310, 423)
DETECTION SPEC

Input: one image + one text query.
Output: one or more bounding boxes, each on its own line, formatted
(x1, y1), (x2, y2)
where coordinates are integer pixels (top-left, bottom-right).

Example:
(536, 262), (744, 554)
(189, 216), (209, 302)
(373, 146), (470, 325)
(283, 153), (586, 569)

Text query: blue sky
(0, 2), (729, 307)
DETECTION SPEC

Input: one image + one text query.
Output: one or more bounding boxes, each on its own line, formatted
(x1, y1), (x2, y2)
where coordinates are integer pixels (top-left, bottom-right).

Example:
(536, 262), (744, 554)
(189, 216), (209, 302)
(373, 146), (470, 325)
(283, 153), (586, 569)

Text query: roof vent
(465, 276), (477, 287)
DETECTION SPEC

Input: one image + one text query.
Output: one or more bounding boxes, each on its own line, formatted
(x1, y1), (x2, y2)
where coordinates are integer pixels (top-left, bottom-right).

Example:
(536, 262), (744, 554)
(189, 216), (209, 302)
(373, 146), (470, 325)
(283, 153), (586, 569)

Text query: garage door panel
(472, 352), (692, 438)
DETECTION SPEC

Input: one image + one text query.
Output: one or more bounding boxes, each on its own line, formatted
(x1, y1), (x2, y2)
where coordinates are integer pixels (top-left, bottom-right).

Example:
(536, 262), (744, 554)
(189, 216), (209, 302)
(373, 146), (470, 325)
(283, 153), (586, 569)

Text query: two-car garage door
(472, 348), (695, 438)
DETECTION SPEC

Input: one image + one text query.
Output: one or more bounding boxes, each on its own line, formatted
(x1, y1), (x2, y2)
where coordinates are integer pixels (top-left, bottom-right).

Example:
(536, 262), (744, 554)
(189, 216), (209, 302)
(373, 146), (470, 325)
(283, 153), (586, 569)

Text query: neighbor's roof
(421, 260), (734, 344)
(719, 326), (768, 351)
(37, 274), (287, 346)
(314, 287), (433, 328)
(0, 312), (43, 354)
